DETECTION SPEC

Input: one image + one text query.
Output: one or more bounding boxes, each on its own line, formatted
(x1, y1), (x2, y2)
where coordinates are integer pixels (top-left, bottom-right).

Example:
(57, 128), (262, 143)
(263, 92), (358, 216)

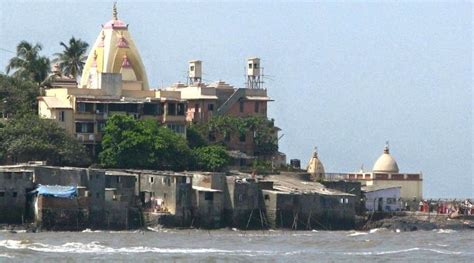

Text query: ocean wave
(0, 253), (14, 258)
(347, 231), (368, 237)
(344, 248), (462, 256)
(0, 240), (280, 256)
(82, 229), (102, 233)
(435, 229), (456, 234)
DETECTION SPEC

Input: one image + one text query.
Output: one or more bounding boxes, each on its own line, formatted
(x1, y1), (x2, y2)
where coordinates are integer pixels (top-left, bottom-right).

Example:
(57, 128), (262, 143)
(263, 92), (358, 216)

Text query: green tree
(0, 74), (39, 117)
(99, 115), (155, 168)
(194, 115), (279, 157)
(192, 145), (230, 172)
(0, 114), (90, 166)
(5, 41), (50, 85)
(53, 37), (89, 79)
(186, 125), (208, 149)
(99, 115), (193, 170)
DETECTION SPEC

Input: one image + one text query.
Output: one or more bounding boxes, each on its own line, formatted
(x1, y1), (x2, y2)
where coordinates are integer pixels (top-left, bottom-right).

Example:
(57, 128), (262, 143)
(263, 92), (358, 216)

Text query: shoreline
(2, 213), (473, 233)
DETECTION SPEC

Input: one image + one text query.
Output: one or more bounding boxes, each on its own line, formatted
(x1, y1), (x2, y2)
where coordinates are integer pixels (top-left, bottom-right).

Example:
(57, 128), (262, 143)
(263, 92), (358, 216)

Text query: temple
(38, 4), (280, 162)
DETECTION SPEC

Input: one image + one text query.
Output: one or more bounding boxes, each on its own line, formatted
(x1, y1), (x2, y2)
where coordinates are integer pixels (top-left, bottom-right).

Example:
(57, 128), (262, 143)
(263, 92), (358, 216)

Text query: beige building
(38, 6), (186, 156)
(346, 144), (423, 200)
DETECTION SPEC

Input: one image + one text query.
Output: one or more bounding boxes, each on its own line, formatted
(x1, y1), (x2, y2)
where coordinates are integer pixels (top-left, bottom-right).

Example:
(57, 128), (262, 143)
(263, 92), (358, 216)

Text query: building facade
(345, 144), (423, 201)
(38, 6), (187, 157)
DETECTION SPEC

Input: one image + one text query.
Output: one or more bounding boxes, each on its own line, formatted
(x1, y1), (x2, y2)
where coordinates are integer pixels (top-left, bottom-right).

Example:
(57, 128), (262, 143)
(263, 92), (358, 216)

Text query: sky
(0, 0), (472, 198)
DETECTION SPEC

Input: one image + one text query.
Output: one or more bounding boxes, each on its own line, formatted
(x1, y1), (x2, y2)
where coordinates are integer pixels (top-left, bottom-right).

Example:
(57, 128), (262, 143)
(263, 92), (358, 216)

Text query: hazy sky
(0, 0), (472, 198)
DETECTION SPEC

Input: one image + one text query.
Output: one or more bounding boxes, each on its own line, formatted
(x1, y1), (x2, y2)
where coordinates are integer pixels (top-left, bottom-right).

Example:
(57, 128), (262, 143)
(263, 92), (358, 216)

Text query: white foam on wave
(435, 229), (456, 234)
(344, 247), (462, 256)
(0, 239), (280, 256)
(347, 231), (368, 237)
(82, 229), (102, 233)
(0, 253), (14, 258)
(369, 228), (386, 233)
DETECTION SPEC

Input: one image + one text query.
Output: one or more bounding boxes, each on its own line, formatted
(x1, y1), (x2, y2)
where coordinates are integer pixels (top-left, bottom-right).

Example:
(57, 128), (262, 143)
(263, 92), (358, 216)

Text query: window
(96, 104), (106, 113)
(59, 111), (65, 122)
(190, 65), (195, 71)
(97, 122), (106, 132)
(167, 103), (176, 115)
(254, 102), (259, 113)
(239, 133), (246, 142)
(75, 122), (94, 133)
(238, 194), (243, 202)
(77, 102), (94, 113)
(194, 104), (200, 113)
(204, 192), (214, 201)
(207, 104), (214, 111)
(254, 63), (259, 69)
(264, 194), (270, 200)
(149, 177), (154, 184)
(177, 103), (185, 116)
(12, 192), (17, 198)
(386, 198), (396, 204)
(340, 198), (344, 204)
(239, 101), (244, 113)
(167, 124), (185, 134)
(248, 63), (253, 69)
(116, 177), (121, 183)
(144, 103), (159, 115)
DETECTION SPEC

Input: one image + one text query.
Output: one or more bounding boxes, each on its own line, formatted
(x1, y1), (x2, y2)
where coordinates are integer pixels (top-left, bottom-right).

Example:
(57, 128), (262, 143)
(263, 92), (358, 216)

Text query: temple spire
(313, 146), (318, 158)
(384, 141), (390, 154)
(113, 2), (118, 20)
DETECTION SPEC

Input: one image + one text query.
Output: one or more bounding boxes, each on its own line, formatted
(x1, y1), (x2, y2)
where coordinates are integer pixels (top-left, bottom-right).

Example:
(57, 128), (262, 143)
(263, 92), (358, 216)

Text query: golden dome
(372, 143), (399, 173)
(307, 147), (325, 176)
(80, 3), (149, 90)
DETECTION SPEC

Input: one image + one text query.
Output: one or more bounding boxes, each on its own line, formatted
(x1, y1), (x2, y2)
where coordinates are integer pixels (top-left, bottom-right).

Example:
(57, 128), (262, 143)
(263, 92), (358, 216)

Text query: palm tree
(53, 37), (89, 80)
(6, 41), (50, 85)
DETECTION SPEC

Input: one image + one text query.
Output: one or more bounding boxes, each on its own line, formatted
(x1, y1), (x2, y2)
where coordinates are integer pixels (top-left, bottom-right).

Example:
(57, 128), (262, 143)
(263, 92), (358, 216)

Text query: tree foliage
(5, 41), (50, 85)
(192, 145), (230, 172)
(53, 37), (89, 79)
(194, 115), (279, 156)
(99, 115), (194, 170)
(0, 74), (39, 117)
(0, 114), (90, 166)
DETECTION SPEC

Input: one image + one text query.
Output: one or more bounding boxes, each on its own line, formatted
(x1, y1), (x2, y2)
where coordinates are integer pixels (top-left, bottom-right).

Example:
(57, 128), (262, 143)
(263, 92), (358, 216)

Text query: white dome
(372, 145), (399, 173)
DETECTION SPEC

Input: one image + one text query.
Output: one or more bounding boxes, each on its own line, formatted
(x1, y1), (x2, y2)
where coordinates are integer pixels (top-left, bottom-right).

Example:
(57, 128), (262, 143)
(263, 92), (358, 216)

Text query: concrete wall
(262, 190), (356, 230)
(0, 170), (34, 223)
(225, 177), (263, 228)
(194, 190), (223, 228)
(139, 173), (192, 226)
(35, 195), (89, 231)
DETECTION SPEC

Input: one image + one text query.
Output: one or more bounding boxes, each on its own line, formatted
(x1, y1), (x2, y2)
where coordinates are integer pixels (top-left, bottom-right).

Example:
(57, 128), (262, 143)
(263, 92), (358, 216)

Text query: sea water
(0, 228), (472, 262)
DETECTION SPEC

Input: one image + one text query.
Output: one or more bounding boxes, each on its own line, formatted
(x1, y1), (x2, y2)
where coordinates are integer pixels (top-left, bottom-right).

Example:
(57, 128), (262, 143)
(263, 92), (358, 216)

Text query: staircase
(216, 88), (245, 115)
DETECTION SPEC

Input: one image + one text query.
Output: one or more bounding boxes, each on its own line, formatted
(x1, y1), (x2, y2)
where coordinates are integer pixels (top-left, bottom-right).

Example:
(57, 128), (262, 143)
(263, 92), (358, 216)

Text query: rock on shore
(362, 212), (474, 231)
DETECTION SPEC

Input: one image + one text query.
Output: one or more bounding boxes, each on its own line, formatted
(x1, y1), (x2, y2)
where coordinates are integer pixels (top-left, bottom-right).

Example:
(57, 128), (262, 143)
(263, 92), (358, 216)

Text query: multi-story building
(38, 5), (282, 163)
(165, 59), (279, 158)
(38, 6), (187, 156)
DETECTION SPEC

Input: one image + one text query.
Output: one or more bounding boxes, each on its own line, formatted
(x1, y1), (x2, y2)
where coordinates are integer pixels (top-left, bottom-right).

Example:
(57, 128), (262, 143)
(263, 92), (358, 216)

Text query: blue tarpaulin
(33, 185), (78, 199)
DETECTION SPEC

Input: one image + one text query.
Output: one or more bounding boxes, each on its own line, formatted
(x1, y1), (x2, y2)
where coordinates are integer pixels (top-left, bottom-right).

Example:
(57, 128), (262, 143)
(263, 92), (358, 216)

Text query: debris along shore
(360, 211), (474, 231)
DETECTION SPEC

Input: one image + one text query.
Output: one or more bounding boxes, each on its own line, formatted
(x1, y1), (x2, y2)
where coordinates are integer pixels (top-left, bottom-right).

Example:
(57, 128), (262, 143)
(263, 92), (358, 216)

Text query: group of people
(417, 199), (473, 217)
